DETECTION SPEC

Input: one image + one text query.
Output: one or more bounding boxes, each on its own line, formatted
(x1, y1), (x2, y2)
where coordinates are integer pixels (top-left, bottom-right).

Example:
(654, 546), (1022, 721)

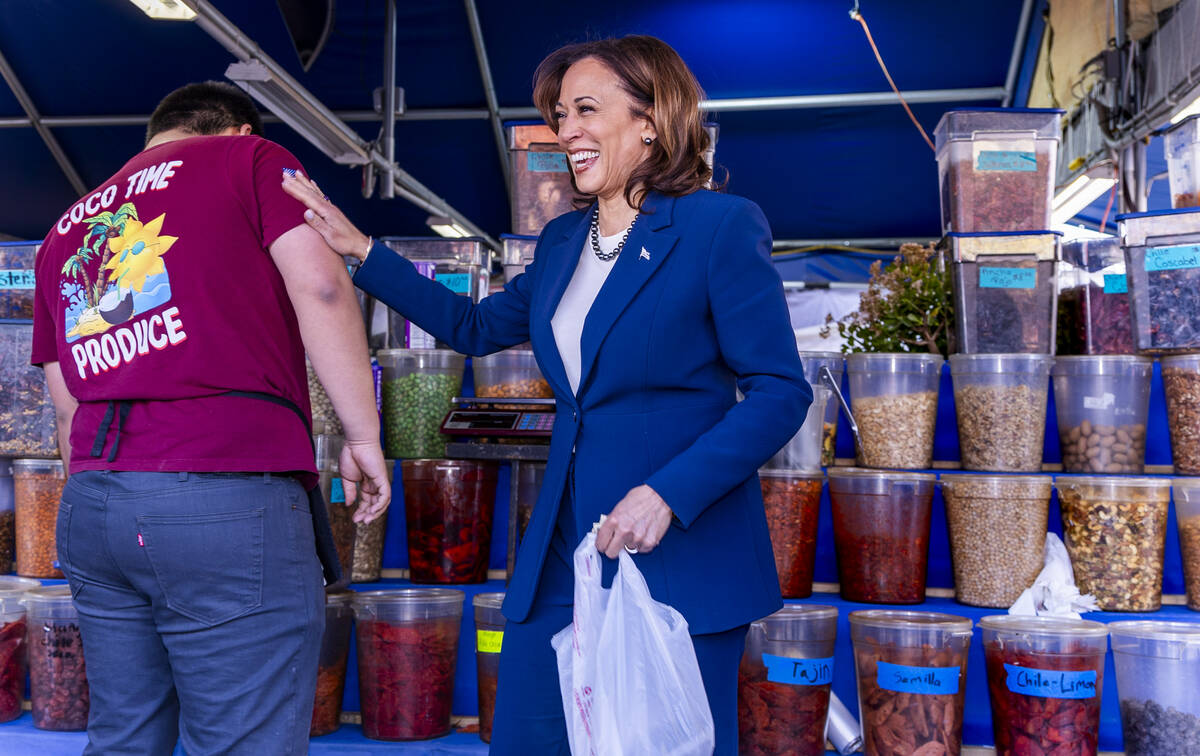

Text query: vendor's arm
(269, 223), (390, 522)
(282, 170), (532, 355)
(644, 198), (812, 528)
(43, 361), (77, 469)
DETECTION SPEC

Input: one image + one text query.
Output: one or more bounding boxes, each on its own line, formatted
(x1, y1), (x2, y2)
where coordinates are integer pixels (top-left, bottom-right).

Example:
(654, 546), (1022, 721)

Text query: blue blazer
(353, 190), (812, 633)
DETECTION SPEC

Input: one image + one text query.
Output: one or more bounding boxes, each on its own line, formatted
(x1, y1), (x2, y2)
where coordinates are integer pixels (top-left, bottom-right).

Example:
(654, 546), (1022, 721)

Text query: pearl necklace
(590, 207), (638, 262)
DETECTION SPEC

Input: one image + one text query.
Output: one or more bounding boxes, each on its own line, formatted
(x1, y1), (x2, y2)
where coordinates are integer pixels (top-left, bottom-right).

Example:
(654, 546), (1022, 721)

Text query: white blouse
(550, 229), (624, 395)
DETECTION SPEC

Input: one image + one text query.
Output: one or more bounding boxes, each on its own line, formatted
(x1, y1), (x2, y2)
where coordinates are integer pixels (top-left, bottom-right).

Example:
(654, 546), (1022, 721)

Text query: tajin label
(1004, 663), (1097, 699)
(876, 661), (961, 695)
(761, 653), (833, 686)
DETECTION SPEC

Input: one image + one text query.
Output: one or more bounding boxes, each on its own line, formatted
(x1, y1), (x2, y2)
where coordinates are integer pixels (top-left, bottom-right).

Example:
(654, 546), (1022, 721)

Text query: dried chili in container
(849, 610), (972, 756)
(473, 592), (505, 743)
(828, 469), (936, 604)
(762, 388), (830, 473)
(13, 458), (66, 578)
(1055, 477), (1170, 612)
(979, 615), (1107, 756)
(1118, 207), (1200, 353)
(1057, 239), (1134, 355)
(0, 460), (13, 574)
(799, 351), (844, 466)
(1110, 621), (1200, 756)
(757, 471), (823, 598)
(1051, 356), (1153, 473)
(0, 589), (27, 723)
(941, 474), (1050, 608)
(310, 590), (355, 737)
(402, 460), (499, 584)
(352, 588), (464, 741)
(933, 108), (1062, 233)
(738, 604), (837, 756)
(24, 585), (89, 731)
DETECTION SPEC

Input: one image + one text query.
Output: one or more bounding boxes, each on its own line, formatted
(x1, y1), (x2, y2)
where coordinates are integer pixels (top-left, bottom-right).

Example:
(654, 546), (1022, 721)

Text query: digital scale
(439, 397), (555, 438)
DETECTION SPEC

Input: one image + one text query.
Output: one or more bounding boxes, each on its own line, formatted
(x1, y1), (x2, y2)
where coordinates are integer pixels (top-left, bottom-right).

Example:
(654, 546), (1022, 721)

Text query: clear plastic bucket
(949, 353), (1052, 471)
(377, 348), (465, 459)
(1051, 356), (1154, 473)
(473, 592), (505, 744)
(762, 387), (831, 473)
(402, 459), (499, 584)
(757, 471), (823, 598)
(845, 353), (943, 469)
(1110, 620), (1200, 756)
(23, 585), (89, 731)
(310, 591), (355, 737)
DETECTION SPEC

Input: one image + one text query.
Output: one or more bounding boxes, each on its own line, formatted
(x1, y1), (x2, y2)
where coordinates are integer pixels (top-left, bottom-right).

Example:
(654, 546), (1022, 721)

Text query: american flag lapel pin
(639, 247), (651, 261)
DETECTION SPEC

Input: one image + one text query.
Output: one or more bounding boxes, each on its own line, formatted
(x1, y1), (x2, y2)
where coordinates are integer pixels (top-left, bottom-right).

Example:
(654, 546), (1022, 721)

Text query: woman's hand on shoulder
(595, 485), (673, 559)
(281, 169), (372, 261)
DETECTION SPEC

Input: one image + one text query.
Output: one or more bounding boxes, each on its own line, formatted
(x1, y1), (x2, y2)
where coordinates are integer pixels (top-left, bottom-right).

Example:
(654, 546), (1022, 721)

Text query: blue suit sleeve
(352, 241), (533, 356)
(645, 199), (812, 528)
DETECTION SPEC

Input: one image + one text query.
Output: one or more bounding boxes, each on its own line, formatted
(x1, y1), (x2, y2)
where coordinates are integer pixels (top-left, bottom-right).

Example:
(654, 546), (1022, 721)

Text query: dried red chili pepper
(402, 461), (499, 584)
(357, 616), (459, 741)
(759, 475), (822, 598)
(737, 653), (830, 756)
(984, 642), (1102, 756)
(29, 619), (90, 731)
(0, 617), (25, 723)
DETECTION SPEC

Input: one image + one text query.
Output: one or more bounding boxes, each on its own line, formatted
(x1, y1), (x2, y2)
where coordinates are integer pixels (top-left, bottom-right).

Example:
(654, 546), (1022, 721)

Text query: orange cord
(1099, 181), (1118, 231)
(851, 9), (936, 152)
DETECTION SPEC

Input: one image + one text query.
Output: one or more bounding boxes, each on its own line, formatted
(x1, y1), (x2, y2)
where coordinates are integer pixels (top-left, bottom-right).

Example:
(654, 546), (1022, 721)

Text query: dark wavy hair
(532, 35), (719, 209)
(146, 81), (264, 145)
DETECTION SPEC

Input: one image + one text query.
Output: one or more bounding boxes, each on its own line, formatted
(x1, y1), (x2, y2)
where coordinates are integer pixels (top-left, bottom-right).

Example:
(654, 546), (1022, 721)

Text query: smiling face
(554, 57), (655, 203)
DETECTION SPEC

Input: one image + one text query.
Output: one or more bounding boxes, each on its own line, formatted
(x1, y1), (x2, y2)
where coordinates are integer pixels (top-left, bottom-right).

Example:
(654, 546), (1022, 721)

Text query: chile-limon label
(876, 661), (961, 695)
(762, 654), (834, 685)
(979, 267), (1037, 289)
(477, 629), (504, 654)
(1004, 664), (1097, 699)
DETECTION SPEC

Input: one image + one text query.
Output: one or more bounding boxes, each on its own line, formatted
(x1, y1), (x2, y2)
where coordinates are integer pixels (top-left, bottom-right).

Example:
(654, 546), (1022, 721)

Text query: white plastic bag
(1008, 532), (1099, 618)
(551, 532), (715, 756)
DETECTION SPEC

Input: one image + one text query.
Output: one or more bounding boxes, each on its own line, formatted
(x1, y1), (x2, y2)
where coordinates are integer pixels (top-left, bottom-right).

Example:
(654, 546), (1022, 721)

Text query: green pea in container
(377, 348), (465, 459)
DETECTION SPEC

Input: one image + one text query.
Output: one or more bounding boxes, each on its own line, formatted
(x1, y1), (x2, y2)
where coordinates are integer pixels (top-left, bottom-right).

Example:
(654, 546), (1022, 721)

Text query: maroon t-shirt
(32, 135), (316, 482)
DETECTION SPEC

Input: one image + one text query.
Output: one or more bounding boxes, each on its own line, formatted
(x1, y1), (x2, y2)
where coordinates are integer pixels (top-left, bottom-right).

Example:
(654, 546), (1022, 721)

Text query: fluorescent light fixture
(225, 60), (369, 166)
(128, 0), (196, 20)
(1172, 93), (1200, 124)
(426, 215), (470, 238)
(1052, 164), (1117, 225)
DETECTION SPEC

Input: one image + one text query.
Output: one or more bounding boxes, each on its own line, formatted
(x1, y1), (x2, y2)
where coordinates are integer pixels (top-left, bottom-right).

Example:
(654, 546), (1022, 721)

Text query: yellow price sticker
(477, 629), (503, 654)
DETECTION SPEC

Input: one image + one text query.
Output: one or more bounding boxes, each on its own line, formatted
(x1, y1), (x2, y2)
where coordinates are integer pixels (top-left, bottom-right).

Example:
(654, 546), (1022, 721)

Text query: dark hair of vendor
(532, 35), (719, 209)
(146, 81), (264, 144)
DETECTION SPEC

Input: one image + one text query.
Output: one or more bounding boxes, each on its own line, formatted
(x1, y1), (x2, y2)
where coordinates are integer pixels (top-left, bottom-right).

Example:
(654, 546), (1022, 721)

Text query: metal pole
(0, 109), (493, 129)
(698, 87), (1007, 112)
(464, 0), (512, 197)
(773, 238), (934, 250)
(1002, 0), (1037, 107)
(381, 0), (397, 200)
(0, 45), (88, 196)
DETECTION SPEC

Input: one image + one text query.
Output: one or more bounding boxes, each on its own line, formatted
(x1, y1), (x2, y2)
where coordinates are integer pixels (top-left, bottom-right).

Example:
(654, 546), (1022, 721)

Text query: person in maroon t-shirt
(31, 82), (389, 753)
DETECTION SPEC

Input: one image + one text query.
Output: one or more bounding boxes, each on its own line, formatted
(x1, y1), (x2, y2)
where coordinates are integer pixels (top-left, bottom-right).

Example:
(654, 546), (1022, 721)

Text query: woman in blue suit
(284, 35), (811, 755)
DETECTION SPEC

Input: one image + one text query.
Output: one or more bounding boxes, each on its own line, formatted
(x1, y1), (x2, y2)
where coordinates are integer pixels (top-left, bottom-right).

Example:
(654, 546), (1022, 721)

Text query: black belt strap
(90, 399), (132, 462)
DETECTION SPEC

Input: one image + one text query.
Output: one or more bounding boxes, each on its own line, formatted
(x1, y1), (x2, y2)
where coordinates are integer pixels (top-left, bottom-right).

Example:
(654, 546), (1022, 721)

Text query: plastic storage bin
(933, 108), (1062, 233)
(757, 471), (823, 598)
(1119, 207), (1200, 352)
(0, 323), (58, 457)
(941, 474), (1051, 607)
(0, 460), (12, 574)
(849, 610), (972, 756)
(24, 585), (89, 731)
(1110, 621), (1200, 755)
(1051, 356), (1153, 473)
(473, 592), (505, 744)
(401, 459), (499, 584)
(501, 234), (537, 282)
(316, 434), (354, 583)
(1173, 478), (1200, 610)
(1163, 114), (1200, 208)
(472, 349), (552, 400)
(353, 588), (464, 741)
(377, 348), (464, 459)
(311, 591), (355, 737)
(307, 359), (344, 435)
(0, 241), (37, 319)
(762, 387), (830, 473)
(515, 461), (545, 541)
(979, 615), (1108, 756)
(738, 605), (838, 756)
(1057, 238), (1134, 354)
(845, 353), (943, 469)
(799, 350), (844, 465)
(13, 458), (65, 578)
(378, 238), (489, 350)
(508, 123), (575, 236)
(351, 461), (393, 582)
(1162, 354), (1200, 473)
(0, 588), (25, 723)
(941, 232), (1061, 354)
(828, 469), (935, 604)
(1055, 476), (1171, 611)
(949, 354), (1052, 471)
